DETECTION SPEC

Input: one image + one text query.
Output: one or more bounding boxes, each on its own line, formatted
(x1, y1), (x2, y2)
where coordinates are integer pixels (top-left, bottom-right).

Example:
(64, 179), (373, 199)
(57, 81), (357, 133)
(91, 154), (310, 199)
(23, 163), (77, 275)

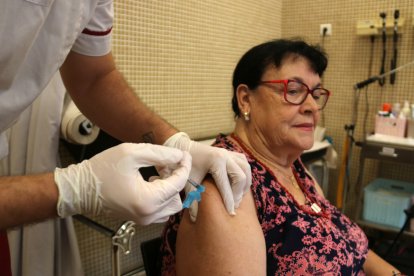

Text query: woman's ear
(236, 84), (251, 113)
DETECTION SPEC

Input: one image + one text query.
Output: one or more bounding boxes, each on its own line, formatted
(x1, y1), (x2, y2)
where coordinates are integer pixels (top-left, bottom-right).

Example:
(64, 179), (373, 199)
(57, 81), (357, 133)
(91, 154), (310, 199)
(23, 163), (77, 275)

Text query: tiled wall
(282, 0), (414, 216)
(111, 1), (282, 139)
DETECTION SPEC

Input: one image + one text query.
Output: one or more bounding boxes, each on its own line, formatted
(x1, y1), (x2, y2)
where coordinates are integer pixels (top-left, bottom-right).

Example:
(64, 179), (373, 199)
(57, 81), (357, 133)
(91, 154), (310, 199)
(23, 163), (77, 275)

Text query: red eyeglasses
(259, 79), (331, 110)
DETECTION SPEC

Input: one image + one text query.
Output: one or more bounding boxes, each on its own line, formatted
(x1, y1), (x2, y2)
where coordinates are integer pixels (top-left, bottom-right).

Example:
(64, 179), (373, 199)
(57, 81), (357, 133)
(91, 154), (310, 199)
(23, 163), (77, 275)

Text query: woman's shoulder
(175, 177), (266, 275)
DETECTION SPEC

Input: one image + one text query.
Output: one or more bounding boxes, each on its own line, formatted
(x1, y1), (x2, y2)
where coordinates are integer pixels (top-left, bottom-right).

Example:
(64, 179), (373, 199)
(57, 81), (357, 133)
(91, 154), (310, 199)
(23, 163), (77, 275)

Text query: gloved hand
(54, 143), (191, 225)
(163, 132), (252, 221)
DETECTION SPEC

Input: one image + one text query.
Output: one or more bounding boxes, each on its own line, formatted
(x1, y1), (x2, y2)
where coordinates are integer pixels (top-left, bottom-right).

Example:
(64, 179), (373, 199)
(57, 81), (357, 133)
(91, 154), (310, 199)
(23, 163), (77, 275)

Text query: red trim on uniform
(82, 27), (112, 36)
(0, 231), (12, 276)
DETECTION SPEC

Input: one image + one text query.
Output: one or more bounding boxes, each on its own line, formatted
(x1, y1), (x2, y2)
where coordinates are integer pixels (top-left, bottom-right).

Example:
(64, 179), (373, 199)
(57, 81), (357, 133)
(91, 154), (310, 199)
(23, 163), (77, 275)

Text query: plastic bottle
(400, 100), (411, 119)
(392, 102), (401, 118)
(411, 104), (414, 119)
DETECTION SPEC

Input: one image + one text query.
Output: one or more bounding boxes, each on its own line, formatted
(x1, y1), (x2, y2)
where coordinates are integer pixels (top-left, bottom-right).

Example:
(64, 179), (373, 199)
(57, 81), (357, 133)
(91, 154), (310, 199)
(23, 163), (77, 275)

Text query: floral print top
(160, 134), (368, 275)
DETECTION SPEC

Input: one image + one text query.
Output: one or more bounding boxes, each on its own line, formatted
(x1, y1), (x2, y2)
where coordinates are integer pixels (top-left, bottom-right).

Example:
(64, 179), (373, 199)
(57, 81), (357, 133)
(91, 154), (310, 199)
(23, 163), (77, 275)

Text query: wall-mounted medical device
(356, 17), (404, 36)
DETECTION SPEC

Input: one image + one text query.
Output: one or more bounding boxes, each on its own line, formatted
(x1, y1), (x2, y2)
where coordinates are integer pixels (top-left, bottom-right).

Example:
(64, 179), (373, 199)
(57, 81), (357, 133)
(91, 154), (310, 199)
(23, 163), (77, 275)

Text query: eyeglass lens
(286, 81), (328, 108)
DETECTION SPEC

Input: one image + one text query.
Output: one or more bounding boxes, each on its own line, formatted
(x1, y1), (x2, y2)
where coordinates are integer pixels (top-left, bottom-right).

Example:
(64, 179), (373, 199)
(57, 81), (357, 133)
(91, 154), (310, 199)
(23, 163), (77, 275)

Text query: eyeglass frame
(258, 79), (331, 110)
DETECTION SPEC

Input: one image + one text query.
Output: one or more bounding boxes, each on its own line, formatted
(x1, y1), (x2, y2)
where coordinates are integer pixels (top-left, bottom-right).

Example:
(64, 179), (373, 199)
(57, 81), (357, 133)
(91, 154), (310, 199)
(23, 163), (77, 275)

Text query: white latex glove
(54, 143), (191, 225)
(163, 132), (252, 221)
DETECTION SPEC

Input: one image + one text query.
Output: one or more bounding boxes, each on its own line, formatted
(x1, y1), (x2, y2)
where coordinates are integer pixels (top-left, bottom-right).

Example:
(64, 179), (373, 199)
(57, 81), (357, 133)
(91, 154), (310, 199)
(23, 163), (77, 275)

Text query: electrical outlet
(320, 23), (332, 36)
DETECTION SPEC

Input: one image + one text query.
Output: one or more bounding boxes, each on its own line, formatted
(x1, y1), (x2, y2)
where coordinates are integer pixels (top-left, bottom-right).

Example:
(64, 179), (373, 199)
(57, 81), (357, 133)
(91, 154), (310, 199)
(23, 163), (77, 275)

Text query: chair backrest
(140, 237), (162, 276)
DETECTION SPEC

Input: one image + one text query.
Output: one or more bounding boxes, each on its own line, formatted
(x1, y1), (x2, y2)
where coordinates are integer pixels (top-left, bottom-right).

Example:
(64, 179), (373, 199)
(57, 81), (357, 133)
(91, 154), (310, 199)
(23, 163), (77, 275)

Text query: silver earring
(243, 111), (250, 121)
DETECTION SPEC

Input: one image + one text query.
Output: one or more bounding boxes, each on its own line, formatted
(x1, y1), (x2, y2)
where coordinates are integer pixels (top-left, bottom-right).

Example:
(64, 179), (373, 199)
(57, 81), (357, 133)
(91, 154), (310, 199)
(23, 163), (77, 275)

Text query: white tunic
(0, 0), (113, 159)
(0, 1), (114, 275)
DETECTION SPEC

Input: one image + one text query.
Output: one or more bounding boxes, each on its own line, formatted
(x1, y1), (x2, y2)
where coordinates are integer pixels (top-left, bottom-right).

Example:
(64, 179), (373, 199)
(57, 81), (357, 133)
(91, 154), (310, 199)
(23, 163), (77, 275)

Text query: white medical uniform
(0, 0), (112, 158)
(0, 0), (113, 275)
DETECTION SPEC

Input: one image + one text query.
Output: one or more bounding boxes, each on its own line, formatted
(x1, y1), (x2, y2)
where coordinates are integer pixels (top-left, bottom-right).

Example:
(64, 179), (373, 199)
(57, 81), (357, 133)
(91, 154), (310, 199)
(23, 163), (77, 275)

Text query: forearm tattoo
(142, 132), (155, 144)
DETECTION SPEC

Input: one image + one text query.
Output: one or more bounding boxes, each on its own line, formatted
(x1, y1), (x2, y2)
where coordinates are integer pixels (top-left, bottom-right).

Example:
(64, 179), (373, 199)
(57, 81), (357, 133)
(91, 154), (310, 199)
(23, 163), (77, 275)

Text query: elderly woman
(159, 39), (400, 275)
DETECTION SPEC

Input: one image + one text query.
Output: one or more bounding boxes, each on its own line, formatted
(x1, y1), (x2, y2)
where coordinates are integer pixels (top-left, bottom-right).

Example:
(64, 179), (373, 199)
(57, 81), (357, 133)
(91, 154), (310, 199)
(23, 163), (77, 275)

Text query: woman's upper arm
(176, 177), (266, 276)
(363, 250), (400, 275)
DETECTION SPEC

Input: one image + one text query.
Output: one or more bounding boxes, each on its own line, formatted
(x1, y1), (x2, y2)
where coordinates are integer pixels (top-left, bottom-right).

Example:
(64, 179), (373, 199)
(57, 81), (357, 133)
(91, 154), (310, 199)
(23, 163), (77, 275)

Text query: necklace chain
(276, 171), (301, 190)
(272, 164), (300, 190)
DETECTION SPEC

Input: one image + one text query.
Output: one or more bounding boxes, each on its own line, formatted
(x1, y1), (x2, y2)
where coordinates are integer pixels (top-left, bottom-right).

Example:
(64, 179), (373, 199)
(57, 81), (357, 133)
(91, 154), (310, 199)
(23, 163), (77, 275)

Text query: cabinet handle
(378, 151), (398, 158)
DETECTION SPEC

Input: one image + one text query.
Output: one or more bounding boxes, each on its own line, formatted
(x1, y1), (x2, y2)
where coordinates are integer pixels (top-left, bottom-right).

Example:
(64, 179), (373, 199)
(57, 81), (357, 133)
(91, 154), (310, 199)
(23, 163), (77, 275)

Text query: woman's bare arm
(176, 177), (266, 276)
(363, 250), (401, 275)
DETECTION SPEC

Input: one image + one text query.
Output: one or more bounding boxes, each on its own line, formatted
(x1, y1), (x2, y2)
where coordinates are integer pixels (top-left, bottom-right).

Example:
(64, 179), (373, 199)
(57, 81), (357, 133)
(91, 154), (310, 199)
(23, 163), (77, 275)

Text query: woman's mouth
(293, 123), (314, 131)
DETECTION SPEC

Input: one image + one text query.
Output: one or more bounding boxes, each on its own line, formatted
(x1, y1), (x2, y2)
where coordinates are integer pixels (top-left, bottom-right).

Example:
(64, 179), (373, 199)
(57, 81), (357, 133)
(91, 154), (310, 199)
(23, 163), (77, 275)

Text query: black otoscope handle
(378, 12), (387, 86)
(354, 76), (379, 89)
(390, 10), (399, 85)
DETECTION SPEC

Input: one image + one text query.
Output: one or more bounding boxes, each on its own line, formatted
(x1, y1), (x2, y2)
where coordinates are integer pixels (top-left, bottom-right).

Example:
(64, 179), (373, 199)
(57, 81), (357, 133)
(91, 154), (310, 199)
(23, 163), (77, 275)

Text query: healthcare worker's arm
(175, 177), (266, 275)
(0, 173), (58, 230)
(0, 143), (191, 230)
(60, 51), (175, 145)
(60, 51), (252, 219)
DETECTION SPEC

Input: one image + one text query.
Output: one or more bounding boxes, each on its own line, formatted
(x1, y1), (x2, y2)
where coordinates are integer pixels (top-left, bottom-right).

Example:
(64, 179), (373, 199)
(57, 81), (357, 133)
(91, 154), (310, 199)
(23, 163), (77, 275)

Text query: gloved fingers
(147, 152), (191, 202)
(188, 201), (199, 222)
(230, 152), (252, 192)
(151, 148), (192, 179)
(209, 158), (235, 215)
(141, 193), (183, 225)
(226, 151), (252, 209)
(188, 144), (236, 215)
(128, 143), (189, 168)
(182, 181), (197, 212)
(155, 164), (175, 178)
(150, 216), (170, 224)
(148, 175), (161, 182)
(162, 132), (192, 151)
(186, 141), (211, 184)
(99, 144), (187, 181)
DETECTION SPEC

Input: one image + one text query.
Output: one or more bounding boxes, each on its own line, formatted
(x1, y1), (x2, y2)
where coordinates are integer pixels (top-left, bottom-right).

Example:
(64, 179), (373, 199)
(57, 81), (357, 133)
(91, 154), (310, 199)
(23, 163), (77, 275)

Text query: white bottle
(401, 100), (411, 119)
(411, 104), (414, 119)
(392, 102), (401, 118)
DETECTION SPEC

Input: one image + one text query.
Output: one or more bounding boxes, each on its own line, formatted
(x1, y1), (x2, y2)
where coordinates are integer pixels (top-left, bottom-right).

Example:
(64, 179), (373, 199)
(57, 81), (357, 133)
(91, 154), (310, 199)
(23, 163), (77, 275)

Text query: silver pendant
(311, 203), (321, 213)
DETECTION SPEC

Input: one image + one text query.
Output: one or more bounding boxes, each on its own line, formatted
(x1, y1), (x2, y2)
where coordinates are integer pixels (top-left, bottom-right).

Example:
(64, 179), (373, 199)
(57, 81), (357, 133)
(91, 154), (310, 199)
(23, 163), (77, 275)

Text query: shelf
(360, 141), (414, 164)
(357, 219), (414, 238)
(366, 134), (414, 149)
(352, 138), (414, 242)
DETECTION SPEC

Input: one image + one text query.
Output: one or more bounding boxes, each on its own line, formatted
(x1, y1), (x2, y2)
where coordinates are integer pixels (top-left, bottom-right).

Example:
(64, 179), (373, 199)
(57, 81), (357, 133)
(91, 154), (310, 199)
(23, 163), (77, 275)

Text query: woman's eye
(312, 90), (323, 100)
(287, 89), (300, 96)
(287, 85), (305, 96)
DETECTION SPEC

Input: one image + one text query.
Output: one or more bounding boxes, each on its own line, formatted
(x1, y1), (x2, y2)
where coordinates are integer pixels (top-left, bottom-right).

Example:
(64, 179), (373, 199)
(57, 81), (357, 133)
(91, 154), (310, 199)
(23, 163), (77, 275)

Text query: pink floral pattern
(160, 134), (368, 275)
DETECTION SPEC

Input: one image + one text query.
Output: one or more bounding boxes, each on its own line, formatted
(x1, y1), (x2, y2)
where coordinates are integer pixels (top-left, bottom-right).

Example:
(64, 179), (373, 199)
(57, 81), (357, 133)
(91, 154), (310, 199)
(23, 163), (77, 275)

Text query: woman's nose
(301, 93), (320, 112)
